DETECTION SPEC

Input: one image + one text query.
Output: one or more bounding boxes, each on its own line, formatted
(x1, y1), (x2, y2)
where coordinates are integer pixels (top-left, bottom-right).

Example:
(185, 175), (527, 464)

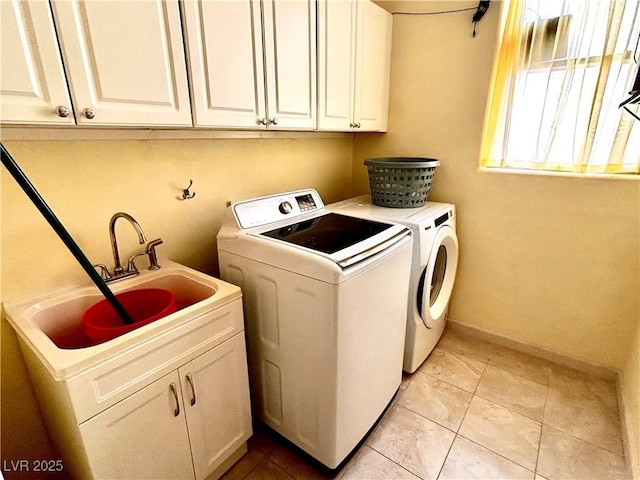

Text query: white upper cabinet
(262, 0), (317, 130)
(50, 0), (192, 126)
(182, 0), (316, 130)
(3, 0), (386, 132)
(353, 0), (392, 131)
(181, 0), (266, 128)
(317, 0), (355, 131)
(318, 0), (392, 132)
(0, 0), (74, 125)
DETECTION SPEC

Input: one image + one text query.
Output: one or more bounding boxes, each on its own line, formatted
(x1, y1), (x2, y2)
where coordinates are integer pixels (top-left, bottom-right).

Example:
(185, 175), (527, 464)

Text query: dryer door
(417, 225), (459, 328)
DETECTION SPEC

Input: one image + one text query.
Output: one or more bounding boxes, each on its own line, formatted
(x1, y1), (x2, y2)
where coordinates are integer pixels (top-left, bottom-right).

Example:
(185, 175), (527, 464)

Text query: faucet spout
(109, 212), (147, 275)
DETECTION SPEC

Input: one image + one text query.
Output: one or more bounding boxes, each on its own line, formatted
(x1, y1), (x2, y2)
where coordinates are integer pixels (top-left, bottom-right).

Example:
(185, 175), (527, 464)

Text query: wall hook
(182, 179), (196, 200)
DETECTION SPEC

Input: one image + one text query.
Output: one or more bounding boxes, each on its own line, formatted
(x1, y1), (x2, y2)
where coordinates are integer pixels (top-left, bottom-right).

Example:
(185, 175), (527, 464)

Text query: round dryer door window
(417, 225), (459, 328)
(430, 245), (447, 306)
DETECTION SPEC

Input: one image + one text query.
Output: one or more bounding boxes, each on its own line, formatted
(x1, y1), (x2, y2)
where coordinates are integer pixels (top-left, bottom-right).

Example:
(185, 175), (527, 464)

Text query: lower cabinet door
(79, 371), (195, 480)
(179, 333), (252, 480)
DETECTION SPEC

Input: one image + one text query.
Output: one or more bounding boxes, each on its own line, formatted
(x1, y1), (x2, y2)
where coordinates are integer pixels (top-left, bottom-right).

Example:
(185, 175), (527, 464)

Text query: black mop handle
(1, 142), (134, 325)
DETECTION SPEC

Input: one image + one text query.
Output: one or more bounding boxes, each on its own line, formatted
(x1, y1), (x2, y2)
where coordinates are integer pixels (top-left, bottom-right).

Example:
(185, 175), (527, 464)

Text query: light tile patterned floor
(222, 328), (630, 480)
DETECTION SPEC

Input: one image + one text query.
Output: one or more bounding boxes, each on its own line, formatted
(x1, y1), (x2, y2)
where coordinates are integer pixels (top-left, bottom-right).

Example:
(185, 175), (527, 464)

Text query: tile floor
(222, 328), (630, 480)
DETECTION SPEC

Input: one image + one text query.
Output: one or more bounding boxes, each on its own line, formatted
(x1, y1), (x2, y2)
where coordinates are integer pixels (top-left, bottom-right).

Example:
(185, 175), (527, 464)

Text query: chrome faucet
(93, 212), (164, 283)
(109, 212), (147, 276)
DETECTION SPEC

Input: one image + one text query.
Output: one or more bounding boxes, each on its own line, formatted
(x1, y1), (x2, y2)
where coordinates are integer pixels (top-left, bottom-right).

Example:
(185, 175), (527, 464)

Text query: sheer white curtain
(481, 0), (640, 174)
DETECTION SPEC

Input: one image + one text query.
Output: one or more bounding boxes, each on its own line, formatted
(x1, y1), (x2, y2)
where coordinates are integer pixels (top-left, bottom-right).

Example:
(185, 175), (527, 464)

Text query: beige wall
(0, 136), (353, 472)
(2, 137), (353, 297)
(354, 2), (639, 475)
(355, 0), (639, 370)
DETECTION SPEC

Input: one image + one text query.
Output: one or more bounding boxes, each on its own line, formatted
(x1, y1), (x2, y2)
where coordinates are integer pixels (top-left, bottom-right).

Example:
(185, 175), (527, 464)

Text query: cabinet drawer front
(69, 300), (244, 423)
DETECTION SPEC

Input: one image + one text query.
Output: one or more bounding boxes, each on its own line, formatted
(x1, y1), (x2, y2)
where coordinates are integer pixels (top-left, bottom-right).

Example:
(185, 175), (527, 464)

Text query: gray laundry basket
(364, 157), (440, 208)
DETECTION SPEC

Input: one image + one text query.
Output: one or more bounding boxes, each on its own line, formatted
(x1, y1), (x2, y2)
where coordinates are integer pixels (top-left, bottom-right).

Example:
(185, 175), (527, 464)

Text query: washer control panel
(233, 189), (324, 229)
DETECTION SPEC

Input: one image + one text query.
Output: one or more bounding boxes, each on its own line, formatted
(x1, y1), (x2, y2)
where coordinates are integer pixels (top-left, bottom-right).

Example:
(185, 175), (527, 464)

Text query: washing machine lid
(224, 189), (411, 271)
(256, 212), (410, 269)
(260, 213), (389, 254)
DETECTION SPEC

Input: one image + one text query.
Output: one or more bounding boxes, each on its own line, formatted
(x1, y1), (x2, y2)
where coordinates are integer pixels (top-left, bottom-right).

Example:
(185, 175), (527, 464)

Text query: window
(481, 0), (640, 174)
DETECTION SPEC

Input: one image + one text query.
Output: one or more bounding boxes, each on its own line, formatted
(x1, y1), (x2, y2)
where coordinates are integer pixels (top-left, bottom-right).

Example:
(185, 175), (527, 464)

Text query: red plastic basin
(82, 288), (177, 342)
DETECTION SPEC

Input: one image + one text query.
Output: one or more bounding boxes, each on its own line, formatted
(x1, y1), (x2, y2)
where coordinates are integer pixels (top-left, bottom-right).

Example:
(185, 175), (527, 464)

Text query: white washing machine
(216, 189), (412, 469)
(329, 195), (459, 373)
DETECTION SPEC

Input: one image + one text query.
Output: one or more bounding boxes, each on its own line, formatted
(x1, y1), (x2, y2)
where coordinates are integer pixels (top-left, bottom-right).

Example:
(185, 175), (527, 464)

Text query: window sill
(478, 166), (640, 181)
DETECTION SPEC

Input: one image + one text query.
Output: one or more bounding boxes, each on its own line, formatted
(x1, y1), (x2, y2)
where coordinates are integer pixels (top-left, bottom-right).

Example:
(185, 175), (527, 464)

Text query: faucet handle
(126, 252), (146, 274)
(145, 238), (163, 270)
(93, 263), (112, 280)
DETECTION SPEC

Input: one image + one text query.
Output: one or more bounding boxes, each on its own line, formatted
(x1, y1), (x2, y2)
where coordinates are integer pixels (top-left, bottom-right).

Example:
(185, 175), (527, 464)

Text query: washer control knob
(279, 201), (293, 214)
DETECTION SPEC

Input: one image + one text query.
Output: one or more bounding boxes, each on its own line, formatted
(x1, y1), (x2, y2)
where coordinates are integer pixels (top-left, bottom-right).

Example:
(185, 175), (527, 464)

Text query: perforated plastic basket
(364, 157), (440, 208)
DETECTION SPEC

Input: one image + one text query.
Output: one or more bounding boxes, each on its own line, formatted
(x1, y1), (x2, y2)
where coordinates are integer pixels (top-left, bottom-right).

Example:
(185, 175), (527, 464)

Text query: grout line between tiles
(455, 434), (537, 477)
(395, 402), (460, 434)
(414, 366), (477, 395)
(542, 423), (627, 459)
(533, 379), (551, 476)
(453, 357), (544, 476)
(542, 386), (626, 457)
(431, 362), (480, 479)
(471, 390), (545, 424)
(435, 433), (457, 480)
(485, 360), (551, 388)
(364, 444), (425, 480)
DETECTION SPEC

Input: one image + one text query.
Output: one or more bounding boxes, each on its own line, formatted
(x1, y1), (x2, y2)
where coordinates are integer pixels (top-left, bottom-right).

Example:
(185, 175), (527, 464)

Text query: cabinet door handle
(170, 382), (180, 416)
(82, 108), (95, 119)
(186, 373), (196, 406)
(269, 117), (279, 126)
(56, 106), (70, 118)
(258, 117), (268, 126)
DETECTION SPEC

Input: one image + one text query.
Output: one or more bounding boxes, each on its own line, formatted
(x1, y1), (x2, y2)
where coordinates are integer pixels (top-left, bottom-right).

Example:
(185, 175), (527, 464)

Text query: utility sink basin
(4, 261), (242, 380)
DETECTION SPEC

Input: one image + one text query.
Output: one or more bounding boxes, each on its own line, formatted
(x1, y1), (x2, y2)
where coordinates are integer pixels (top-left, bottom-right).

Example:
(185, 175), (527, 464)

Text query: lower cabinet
(79, 333), (251, 480)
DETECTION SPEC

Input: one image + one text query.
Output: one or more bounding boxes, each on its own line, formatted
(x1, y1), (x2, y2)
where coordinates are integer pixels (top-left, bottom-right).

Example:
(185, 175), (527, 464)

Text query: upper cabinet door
(318, 0), (392, 132)
(353, 0), (392, 131)
(317, 0), (355, 131)
(182, 0), (266, 128)
(0, 0), (74, 125)
(262, 0), (317, 130)
(50, 0), (191, 126)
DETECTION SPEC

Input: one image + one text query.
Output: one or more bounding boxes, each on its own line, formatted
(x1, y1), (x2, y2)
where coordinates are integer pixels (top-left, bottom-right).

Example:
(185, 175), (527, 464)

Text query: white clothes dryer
(329, 195), (459, 373)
